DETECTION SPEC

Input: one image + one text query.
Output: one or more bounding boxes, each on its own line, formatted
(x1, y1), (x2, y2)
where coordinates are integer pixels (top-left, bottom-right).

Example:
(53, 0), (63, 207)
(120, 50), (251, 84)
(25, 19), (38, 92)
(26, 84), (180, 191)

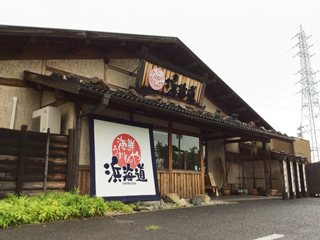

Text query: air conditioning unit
(32, 106), (61, 134)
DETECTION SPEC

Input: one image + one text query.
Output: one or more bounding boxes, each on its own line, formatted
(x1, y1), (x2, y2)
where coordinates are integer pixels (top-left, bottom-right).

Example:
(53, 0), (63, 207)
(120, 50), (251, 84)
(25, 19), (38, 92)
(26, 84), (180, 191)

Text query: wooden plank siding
(78, 165), (90, 195)
(0, 126), (70, 197)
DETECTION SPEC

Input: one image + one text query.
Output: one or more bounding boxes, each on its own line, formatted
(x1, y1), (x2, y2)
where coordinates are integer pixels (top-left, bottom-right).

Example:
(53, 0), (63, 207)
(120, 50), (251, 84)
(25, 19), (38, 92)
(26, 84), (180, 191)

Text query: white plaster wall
(41, 91), (56, 107)
(0, 60), (42, 79)
(202, 97), (218, 113)
(0, 86), (41, 129)
(227, 161), (243, 186)
(46, 59), (104, 79)
(57, 102), (75, 135)
(207, 139), (225, 189)
(225, 142), (240, 153)
(106, 59), (139, 89)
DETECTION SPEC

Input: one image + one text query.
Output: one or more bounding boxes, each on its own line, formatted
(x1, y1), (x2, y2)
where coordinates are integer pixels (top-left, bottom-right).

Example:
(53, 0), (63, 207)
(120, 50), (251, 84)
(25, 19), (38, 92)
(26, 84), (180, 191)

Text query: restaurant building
(0, 25), (310, 201)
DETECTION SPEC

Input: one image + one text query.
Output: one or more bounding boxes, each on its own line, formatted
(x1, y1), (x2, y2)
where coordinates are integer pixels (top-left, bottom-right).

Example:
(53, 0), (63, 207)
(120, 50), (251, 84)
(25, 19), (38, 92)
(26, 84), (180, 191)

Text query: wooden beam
(184, 61), (198, 69)
(137, 52), (211, 83)
(24, 71), (81, 95)
(0, 77), (30, 87)
(224, 138), (251, 144)
(135, 59), (145, 89)
(233, 106), (248, 113)
(218, 93), (233, 100)
(45, 66), (92, 82)
(107, 64), (138, 77)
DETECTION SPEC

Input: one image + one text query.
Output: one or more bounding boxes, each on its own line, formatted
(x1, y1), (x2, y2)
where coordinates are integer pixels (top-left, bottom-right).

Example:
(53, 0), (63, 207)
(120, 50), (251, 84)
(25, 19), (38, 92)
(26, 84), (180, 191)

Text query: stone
(141, 201), (161, 207)
(165, 193), (180, 204)
(190, 197), (202, 206)
(177, 198), (188, 207)
(197, 194), (211, 204)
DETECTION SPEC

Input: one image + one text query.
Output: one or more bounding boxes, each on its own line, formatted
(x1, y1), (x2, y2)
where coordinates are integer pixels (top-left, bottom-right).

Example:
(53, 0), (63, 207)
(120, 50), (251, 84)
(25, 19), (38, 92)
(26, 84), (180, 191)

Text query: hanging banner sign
(89, 115), (160, 202)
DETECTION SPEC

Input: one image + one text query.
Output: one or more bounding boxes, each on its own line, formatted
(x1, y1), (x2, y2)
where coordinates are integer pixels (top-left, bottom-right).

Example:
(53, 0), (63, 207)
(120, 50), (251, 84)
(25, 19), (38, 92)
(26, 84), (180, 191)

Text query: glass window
(153, 130), (169, 170)
(172, 134), (199, 171)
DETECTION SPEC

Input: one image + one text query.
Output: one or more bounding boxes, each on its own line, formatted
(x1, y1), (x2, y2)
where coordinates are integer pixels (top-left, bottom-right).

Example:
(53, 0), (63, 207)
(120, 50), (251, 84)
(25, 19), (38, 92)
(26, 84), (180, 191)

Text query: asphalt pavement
(1, 198), (320, 240)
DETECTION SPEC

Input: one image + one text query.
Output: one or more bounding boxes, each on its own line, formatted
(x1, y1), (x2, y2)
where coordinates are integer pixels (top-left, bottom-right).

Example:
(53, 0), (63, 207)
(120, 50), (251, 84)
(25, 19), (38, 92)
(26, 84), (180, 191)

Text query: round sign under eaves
(148, 67), (165, 91)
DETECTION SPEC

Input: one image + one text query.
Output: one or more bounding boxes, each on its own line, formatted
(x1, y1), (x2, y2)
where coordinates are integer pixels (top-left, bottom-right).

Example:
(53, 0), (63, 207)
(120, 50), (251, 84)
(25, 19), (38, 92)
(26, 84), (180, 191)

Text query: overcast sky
(1, 0), (320, 137)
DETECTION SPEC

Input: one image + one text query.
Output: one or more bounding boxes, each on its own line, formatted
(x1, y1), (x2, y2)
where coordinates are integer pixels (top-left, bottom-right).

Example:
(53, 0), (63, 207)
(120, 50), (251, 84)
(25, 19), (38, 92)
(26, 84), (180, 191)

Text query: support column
(262, 142), (270, 195)
(301, 159), (309, 197)
(280, 156), (290, 199)
(71, 103), (82, 190)
(295, 158), (302, 198)
(288, 157), (296, 199)
(199, 135), (205, 194)
(168, 122), (173, 193)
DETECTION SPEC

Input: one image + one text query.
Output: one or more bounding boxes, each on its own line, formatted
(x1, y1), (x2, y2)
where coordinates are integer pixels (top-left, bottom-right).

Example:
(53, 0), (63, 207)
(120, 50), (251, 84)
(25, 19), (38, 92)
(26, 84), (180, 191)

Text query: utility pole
(294, 25), (320, 163)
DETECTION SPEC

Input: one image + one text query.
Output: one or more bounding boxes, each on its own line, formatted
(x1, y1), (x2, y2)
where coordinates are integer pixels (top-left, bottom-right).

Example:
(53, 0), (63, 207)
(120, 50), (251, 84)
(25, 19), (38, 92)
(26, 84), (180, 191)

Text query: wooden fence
(0, 126), (73, 197)
(157, 170), (203, 199)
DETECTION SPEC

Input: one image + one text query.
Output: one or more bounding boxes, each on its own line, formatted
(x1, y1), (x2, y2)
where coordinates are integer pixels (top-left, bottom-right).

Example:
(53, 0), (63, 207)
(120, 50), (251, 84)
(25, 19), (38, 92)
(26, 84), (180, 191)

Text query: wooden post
(16, 125), (28, 194)
(262, 141), (270, 195)
(168, 122), (173, 193)
(267, 149), (272, 189)
(199, 135), (205, 194)
(66, 129), (75, 191)
(43, 128), (50, 192)
(72, 104), (82, 190)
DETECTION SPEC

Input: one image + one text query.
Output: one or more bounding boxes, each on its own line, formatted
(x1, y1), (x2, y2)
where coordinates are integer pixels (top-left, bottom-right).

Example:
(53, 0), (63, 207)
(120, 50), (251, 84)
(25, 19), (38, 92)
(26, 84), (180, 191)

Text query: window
(172, 134), (199, 170)
(153, 130), (169, 170)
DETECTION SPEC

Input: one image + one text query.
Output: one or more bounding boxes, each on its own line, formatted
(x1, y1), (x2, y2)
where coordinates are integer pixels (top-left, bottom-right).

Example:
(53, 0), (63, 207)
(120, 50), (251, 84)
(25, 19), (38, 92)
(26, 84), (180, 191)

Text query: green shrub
(105, 201), (134, 213)
(0, 192), (133, 228)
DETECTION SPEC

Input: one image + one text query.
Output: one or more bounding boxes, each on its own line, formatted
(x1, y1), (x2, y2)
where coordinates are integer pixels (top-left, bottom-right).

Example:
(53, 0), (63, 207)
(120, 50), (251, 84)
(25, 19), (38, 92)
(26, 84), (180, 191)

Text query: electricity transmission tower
(294, 25), (320, 163)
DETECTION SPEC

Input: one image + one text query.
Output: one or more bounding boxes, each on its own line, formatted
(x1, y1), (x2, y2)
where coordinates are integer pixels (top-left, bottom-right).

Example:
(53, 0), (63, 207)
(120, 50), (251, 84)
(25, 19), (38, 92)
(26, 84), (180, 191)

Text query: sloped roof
(24, 70), (293, 142)
(0, 25), (272, 129)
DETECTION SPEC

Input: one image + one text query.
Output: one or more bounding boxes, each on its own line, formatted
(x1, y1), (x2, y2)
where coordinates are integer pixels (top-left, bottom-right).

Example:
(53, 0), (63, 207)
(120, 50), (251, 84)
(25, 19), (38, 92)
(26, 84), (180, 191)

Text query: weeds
(144, 225), (161, 231)
(0, 192), (134, 228)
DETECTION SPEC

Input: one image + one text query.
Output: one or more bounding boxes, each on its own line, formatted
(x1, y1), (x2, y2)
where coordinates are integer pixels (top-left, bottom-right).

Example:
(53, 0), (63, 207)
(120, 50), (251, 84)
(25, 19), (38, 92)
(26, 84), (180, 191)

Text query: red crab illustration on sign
(112, 134), (141, 168)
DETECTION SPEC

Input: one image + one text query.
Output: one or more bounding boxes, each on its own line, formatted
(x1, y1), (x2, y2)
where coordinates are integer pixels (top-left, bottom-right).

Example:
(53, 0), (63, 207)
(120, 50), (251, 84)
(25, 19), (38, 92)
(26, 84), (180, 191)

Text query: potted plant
(269, 189), (278, 196)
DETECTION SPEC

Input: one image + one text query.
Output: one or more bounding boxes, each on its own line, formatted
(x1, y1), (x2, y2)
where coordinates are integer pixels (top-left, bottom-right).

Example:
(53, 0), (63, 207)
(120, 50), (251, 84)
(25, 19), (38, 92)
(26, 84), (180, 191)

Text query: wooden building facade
(0, 25), (309, 200)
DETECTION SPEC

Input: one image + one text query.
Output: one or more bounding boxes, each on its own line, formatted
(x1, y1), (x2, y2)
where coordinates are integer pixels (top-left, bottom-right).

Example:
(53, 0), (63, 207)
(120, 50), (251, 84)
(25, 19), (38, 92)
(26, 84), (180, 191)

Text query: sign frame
(88, 114), (160, 202)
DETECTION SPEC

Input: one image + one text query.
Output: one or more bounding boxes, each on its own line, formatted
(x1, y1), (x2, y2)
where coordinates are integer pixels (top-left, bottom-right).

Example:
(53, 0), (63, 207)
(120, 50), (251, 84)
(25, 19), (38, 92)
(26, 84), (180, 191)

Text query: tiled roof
(80, 82), (293, 141)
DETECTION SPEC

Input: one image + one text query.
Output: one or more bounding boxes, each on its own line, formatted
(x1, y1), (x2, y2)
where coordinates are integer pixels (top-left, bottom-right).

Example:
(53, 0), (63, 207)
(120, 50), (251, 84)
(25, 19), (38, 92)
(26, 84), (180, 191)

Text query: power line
(238, 56), (294, 89)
